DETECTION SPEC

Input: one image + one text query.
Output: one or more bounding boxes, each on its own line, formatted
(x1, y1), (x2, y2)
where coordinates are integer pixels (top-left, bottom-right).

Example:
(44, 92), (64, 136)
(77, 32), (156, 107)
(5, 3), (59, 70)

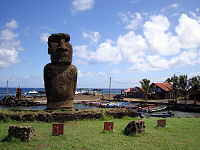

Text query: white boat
(28, 90), (38, 95)
(75, 91), (81, 95)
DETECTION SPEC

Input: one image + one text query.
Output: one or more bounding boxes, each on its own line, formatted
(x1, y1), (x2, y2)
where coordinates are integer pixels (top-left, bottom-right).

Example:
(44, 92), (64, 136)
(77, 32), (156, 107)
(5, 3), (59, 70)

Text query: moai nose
(58, 39), (67, 50)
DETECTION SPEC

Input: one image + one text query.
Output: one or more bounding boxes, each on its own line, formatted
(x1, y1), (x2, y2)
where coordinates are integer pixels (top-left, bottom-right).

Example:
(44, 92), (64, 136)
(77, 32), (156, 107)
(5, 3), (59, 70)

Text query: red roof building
(124, 87), (144, 98)
(149, 83), (173, 99)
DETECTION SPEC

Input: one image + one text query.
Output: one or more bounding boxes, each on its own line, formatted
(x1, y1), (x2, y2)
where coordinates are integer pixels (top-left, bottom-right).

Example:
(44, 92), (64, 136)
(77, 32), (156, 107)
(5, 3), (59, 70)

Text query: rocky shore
(0, 96), (41, 107)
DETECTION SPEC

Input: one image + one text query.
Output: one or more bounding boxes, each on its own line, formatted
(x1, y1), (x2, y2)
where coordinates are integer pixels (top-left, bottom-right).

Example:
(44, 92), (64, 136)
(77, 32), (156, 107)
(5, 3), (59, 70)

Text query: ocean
(0, 87), (124, 99)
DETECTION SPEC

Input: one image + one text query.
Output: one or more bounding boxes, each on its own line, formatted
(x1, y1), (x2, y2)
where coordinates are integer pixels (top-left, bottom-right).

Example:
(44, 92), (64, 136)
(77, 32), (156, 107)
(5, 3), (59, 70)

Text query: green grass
(0, 117), (199, 150)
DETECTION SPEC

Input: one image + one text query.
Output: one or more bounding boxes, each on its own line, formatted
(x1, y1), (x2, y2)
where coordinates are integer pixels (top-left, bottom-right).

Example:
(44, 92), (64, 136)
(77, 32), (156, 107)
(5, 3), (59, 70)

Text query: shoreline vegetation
(0, 117), (199, 150)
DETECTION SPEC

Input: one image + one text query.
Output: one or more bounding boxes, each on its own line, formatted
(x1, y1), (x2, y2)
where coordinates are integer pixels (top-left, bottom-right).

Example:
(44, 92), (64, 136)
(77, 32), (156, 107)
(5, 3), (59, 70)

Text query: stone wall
(0, 109), (138, 122)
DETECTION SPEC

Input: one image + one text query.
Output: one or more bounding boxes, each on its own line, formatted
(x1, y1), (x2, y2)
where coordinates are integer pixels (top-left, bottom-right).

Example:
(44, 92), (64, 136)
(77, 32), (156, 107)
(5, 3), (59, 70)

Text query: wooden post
(6, 80), (8, 96)
(109, 77), (111, 99)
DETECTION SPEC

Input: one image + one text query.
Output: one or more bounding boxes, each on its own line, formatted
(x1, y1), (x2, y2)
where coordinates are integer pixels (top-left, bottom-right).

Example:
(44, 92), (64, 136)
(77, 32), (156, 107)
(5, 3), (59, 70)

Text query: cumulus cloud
(6, 19), (18, 29)
(74, 45), (89, 59)
(118, 12), (142, 30)
(117, 31), (147, 63)
(0, 48), (19, 67)
(90, 40), (122, 64)
(0, 29), (19, 41)
(176, 14), (200, 49)
(0, 20), (22, 67)
(144, 15), (180, 56)
(71, 0), (94, 12)
(82, 31), (100, 44)
(75, 13), (200, 73)
(40, 32), (50, 43)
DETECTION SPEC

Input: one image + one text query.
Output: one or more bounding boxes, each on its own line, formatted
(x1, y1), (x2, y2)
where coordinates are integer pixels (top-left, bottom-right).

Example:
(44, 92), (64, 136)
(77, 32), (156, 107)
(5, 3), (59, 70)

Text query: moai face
(48, 33), (72, 63)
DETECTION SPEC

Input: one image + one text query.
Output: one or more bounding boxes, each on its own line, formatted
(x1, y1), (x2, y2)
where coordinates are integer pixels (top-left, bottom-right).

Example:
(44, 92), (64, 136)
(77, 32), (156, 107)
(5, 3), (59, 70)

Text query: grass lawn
(0, 117), (199, 150)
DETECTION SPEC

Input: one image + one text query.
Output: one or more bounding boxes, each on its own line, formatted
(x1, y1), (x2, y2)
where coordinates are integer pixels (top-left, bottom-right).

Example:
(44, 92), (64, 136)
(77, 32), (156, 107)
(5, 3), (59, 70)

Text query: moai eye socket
(65, 38), (68, 43)
(52, 37), (59, 44)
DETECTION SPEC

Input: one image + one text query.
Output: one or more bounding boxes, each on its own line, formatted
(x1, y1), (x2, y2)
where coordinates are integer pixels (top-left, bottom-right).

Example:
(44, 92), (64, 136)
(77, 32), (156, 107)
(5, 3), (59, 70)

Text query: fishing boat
(148, 105), (167, 113)
(99, 103), (108, 108)
(148, 112), (174, 118)
(122, 105), (139, 109)
(137, 105), (156, 112)
(106, 102), (119, 108)
(90, 101), (101, 106)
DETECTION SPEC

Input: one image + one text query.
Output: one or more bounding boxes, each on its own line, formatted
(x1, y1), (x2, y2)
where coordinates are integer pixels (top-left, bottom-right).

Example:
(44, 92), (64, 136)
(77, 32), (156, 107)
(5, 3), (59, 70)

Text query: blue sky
(0, 0), (200, 88)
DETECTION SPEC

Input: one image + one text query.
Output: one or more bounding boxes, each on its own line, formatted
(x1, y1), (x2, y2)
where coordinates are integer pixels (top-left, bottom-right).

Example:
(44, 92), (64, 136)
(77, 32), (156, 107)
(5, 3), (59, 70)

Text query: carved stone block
(44, 33), (77, 109)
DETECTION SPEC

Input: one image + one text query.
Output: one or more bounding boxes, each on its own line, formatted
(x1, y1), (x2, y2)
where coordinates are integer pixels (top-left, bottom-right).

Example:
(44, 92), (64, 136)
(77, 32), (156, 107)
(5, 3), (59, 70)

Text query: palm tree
(189, 76), (200, 104)
(140, 78), (150, 101)
(179, 75), (189, 101)
(165, 74), (179, 101)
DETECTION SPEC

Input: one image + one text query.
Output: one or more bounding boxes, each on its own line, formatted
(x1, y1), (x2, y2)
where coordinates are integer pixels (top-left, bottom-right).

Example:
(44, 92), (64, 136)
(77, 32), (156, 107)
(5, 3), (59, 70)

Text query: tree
(165, 74), (179, 100)
(178, 75), (189, 101)
(140, 78), (150, 101)
(189, 76), (200, 104)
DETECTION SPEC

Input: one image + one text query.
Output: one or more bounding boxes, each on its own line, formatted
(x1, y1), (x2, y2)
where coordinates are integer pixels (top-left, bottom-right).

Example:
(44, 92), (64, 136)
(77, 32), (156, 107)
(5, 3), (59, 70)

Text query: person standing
(16, 86), (22, 99)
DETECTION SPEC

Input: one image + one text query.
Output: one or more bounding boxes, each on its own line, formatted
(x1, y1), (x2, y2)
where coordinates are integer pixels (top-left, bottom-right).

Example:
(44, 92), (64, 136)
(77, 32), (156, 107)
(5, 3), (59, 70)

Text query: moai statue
(44, 33), (77, 109)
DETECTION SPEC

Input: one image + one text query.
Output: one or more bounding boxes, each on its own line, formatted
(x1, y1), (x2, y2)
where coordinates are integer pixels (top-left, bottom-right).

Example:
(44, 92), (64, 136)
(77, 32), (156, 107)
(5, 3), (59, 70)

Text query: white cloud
(90, 40), (122, 64)
(117, 31), (147, 63)
(176, 14), (200, 49)
(118, 12), (142, 30)
(169, 49), (199, 67)
(144, 15), (180, 56)
(196, 8), (199, 12)
(71, 0), (94, 12)
(0, 29), (19, 41)
(74, 45), (89, 59)
(161, 3), (179, 12)
(0, 48), (19, 67)
(128, 62), (156, 72)
(82, 31), (100, 44)
(6, 19), (18, 29)
(146, 55), (169, 69)
(78, 70), (106, 78)
(0, 20), (22, 67)
(78, 70), (93, 77)
(40, 33), (50, 43)
(75, 13), (200, 73)
(169, 3), (179, 9)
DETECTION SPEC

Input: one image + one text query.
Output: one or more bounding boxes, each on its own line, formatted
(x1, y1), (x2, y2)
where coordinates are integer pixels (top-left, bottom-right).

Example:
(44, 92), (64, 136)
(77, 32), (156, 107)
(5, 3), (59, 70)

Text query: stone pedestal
(123, 120), (145, 135)
(8, 126), (35, 142)
(44, 33), (77, 110)
(157, 119), (166, 127)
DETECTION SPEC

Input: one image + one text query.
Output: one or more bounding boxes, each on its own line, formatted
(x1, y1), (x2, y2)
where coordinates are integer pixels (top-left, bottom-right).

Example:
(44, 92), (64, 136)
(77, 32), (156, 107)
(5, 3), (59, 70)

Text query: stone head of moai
(48, 33), (72, 63)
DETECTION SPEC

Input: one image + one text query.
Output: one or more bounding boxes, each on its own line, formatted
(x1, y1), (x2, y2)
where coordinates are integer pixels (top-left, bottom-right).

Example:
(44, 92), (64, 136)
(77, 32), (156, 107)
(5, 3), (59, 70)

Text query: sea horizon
(0, 87), (125, 99)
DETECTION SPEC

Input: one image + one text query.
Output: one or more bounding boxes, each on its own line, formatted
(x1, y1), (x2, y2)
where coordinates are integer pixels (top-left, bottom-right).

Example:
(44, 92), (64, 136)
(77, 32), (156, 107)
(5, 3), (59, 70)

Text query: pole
(109, 77), (111, 99)
(6, 80), (8, 96)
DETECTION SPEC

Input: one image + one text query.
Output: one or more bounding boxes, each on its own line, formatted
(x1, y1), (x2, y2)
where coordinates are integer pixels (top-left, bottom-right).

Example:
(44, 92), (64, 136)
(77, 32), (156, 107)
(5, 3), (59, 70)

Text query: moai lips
(44, 33), (77, 110)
